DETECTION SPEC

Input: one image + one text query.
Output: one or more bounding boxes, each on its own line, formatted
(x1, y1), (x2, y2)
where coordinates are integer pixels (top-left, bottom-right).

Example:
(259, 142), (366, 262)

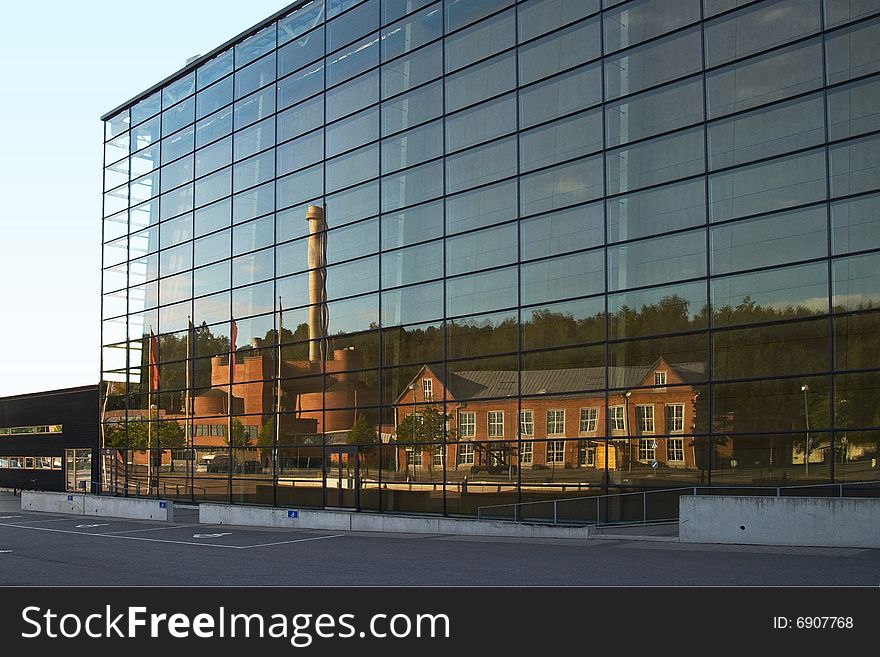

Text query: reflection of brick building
(395, 358), (705, 472)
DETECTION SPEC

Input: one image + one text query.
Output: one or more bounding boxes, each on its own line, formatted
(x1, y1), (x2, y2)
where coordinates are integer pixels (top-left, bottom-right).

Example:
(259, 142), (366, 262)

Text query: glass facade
(101, 0), (880, 516)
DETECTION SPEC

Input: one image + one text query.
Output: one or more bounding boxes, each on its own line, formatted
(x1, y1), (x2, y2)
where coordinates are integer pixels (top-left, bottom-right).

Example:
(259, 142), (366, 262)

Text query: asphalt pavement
(1, 494), (877, 586)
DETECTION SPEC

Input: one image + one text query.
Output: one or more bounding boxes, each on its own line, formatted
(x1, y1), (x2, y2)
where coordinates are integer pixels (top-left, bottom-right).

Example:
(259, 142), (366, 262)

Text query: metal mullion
(440, 0), (449, 518)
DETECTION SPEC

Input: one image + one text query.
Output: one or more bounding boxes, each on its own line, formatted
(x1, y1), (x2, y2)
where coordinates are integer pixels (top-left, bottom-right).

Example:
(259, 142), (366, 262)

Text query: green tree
(346, 415), (378, 445)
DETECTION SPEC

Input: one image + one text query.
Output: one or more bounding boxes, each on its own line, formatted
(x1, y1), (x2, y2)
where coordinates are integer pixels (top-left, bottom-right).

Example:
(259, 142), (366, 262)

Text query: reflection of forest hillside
(119, 297), (880, 435)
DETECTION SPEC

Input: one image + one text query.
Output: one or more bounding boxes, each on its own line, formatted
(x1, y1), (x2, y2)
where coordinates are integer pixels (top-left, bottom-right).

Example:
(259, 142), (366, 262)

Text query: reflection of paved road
(1, 494), (878, 586)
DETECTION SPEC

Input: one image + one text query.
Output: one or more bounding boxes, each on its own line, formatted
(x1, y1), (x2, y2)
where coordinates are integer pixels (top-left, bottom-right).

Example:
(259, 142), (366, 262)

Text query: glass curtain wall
(101, 0), (880, 516)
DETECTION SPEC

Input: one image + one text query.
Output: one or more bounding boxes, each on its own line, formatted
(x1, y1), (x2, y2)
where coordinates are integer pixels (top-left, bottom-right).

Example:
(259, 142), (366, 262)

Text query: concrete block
(84, 495), (174, 521)
(438, 517), (590, 539)
(680, 495), (880, 548)
(21, 491), (84, 514)
(350, 514), (440, 534)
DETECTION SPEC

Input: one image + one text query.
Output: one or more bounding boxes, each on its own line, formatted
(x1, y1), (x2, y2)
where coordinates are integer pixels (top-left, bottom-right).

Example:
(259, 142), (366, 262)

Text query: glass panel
(518, 0), (599, 43)
(607, 178), (706, 243)
(446, 267), (518, 316)
(445, 7), (513, 73)
(381, 119), (443, 173)
(520, 202), (604, 261)
(831, 192), (880, 255)
(520, 108), (603, 172)
(606, 126), (704, 195)
(521, 155), (604, 217)
(708, 149), (827, 222)
(833, 252), (880, 312)
(604, 0), (700, 54)
(603, 27), (702, 100)
(708, 93), (825, 170)
(830, 134), (880, 198)
(609, 280), (707, 340)
(608, 229), (707, 291)
(707, 38), (823, 119)
(521, 249), (604, 305)
(445, 51), (516, 113)
(445, 137), (517, 193)
(381, 80), (442, 136)
(711, 262), (829, 327)
(446, 94), (516, 153)
(827, 76), (880, 141)
(278, 94), (324, 141)
(381, 240), (443, 288)
(381, 200), (443, 249)
(520, 62), (602, 128)
(383, 3), (442, 62)
(710, 206), (828, 275)
(704, 0), (821, 67)
(605, 76), (703, 148)
(826, 16), (880, 84)
(446, 222), (517, 276)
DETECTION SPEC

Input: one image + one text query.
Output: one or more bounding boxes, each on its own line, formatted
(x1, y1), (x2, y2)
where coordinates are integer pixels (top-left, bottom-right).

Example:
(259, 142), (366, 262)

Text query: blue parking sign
(287, 510), (299, 519)
(159, 501), (167, 508)
(67, 495), (73, 501)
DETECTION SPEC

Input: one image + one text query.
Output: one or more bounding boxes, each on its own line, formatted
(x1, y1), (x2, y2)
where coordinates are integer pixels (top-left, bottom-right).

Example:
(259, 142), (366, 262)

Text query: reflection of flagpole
(185, 319), (193, 498)
(229, 318), (237, 500)
(148, 326), (159, 496)
(276, 297), (283, 502)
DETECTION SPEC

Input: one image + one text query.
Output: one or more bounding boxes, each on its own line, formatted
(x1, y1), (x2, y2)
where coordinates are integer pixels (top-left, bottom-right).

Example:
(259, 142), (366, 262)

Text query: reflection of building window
(667, 438), (684, 462)
(458, 412), (475, 437)
(609, 405), (625, 431)
(433, 445), (445, 466)
(547, 410), (565, 435)
(422, 378), (433, 400)
(195, 424), (227, 437)
(666, 404), (685, 433)
(578, 441), (595, 466)
(547, 440), (565, 464)
(520, 441), (533, 464)
(654, 371), (667, 390)
(488, 411), (504, 437)
(458, 443), (474, 465)
(519, 410), (534, 436)
(579, 408), (598, 433)
(639, 439), (656, 461)
(405, 447), (422, 465)
(636, 405), (655, 434)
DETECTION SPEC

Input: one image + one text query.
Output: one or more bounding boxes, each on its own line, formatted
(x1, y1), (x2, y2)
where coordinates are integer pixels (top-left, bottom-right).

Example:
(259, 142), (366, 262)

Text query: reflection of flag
(230, 318), (238, 385)
(148, 329), (159, 391)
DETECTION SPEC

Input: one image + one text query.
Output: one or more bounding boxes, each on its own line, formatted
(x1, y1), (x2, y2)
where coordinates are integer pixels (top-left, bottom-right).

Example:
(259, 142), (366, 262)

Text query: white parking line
(101, 525), (196, 535)
(0, 521), (345, 550)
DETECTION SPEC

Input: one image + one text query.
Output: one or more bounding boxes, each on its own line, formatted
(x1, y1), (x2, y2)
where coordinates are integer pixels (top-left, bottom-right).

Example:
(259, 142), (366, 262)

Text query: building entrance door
(325, 446), (358, 509)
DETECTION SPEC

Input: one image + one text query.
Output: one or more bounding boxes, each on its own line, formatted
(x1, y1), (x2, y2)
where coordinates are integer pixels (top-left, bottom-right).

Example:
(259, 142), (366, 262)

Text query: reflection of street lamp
(407, 383), (417, 481)
(624, 391), (632, 473)
(801, 385), (810, 478)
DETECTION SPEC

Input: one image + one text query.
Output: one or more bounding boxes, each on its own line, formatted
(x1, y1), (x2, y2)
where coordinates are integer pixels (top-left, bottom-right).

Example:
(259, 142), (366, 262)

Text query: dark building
(99, 0), (880, 516)
(0, 386), (99, 492)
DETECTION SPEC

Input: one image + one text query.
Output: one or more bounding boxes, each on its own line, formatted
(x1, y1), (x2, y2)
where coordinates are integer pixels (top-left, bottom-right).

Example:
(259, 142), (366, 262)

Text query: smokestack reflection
(305, 204), (327, 362)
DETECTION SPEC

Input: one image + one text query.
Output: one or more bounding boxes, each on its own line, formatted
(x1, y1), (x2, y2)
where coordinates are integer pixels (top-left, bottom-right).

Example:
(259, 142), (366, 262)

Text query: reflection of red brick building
(395, 358), (705, 473)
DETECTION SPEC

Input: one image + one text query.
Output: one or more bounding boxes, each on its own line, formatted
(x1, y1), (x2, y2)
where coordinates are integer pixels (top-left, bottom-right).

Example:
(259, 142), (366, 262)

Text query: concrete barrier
(22, 491), (84, 514)
(680, 495), (880, 548)
(200, 503), (591, 539)
(21, 491), (173, 521)
(84, 495), (174, 522)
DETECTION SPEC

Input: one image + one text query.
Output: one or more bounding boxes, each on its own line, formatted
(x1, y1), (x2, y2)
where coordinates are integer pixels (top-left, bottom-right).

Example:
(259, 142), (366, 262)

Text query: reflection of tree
(103, 419), (184, 449)
(346, 415), (378, 445)
(396, 404), (455, 478)
(226, 419), (252, 447)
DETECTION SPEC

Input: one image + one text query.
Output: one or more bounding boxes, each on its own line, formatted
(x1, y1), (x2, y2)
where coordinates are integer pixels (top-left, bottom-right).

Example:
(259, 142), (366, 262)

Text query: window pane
(521, 202), (603, 261)
(827, 76), (880, 141)
(608, 229), (706, 291)
(518, 17), (600, 85)
(446, 94), (516, 153)
(831, 192), (880, 255)
(518, 0), (599, 42)
(606, 127), (705, 195)
(826, 16), (880, 84)
(830, 133), (880, 198)
(521, 155), (604, 216)
(381, 80), (442, 136)
(446, 267), (518, 316)
(704, 0), (821, 67)
(278, 95), (324, 141)
(706, 38), (823, 119)
(381, 119), (443, 173)
(711, 262), (829, 327)
(447, 179), (517, 234)
(520, 63), (601, 130)
(445, 51), (516, 113)
(383, 3), (442, 62)
(604, 27), (702, 100)
(277, 130), (323, 176)
(604, 0), (700, 54)
(326, 106), (379, 157)
(605, 76), (704, 148)
(609, 280), (707, 340)
(279, 26), (324, 78)
(445, 137), (517, 194)
(381, 41), (442, 99)
(381, 240), (443, 288)
(446, 222), (517, 276)
(520, 109), (602, 172)
(607, 178), (706, 243)
(833, 252), (880, 312)
(521, 249), (604, 305)
(710, 205), (828, 275)
(382, 200), (443, 249)
(708, 93), (825, 170)
(708, 149), (826, 222)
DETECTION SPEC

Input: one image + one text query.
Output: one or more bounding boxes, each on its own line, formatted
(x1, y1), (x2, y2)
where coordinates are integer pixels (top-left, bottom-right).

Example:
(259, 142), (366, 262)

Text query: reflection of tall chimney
(305, 204), (327, 362)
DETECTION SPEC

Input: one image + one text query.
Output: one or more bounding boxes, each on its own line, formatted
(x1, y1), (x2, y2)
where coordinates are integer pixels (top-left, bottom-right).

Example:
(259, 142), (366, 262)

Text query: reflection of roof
(444, 361), (706, 401)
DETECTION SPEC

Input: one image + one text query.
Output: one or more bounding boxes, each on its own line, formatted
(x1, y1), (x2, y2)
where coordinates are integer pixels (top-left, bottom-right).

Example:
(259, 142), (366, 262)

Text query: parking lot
(1, 493), (879, 586)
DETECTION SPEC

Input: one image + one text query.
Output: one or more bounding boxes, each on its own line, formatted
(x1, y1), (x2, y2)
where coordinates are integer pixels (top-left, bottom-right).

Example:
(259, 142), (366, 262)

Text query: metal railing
(83, 479), (208, 499)
(476, 480), (880, 526)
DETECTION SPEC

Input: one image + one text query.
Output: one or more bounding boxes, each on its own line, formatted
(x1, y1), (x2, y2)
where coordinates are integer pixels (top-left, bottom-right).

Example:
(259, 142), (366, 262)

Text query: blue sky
(0, 1), (286, 396)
